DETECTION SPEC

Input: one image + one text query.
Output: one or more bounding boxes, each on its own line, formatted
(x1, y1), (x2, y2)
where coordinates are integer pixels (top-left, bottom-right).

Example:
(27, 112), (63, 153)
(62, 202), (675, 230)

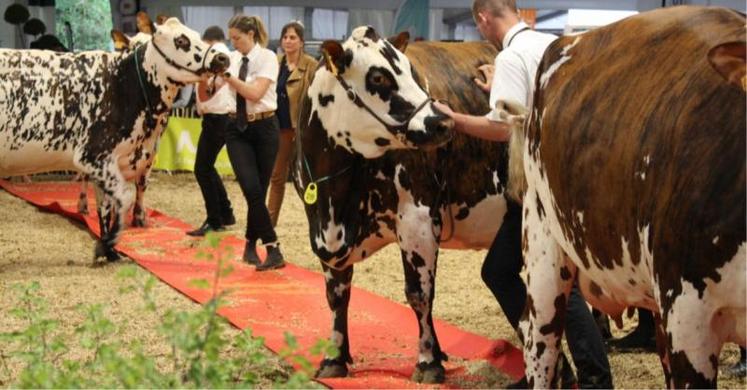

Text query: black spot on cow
(628, 278), (637, 286)
(559, 266), (572, 280)
(365, 66), (398, 101)
(375, 137), (390, 147)
(389, 94), (416, 122)
(535, 341), (546, 359)
(337, 231), (343, 240)
(193, 53), (202, 63)
(539, 294), (566, 338)
(410, 251), (426, 268)
(364, 27), (380, 42)
(455, 207), (469, 220)
(336, 131), (342, 138)
(397, 168), (412, 191)
(380, 41), (402, 75)
(536, 193), (546, 219)
(319, 93), (335, 107)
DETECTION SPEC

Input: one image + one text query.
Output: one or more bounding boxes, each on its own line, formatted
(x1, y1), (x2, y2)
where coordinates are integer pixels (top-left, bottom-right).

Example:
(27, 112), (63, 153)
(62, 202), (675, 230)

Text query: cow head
(308, 26), (453, 158)
(145, 17), (230, 83)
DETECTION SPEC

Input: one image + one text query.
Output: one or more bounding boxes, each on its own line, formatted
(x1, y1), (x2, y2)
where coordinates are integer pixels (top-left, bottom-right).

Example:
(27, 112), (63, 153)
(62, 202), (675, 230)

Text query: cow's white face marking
(147, 18), (227, 84)
(308, 26), (451, 158)
(539, 36), (581, 90)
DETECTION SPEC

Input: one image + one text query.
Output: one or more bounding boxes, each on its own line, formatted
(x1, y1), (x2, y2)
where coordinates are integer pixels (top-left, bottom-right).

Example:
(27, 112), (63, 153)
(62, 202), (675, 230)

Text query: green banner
(154, 116), (234, 175)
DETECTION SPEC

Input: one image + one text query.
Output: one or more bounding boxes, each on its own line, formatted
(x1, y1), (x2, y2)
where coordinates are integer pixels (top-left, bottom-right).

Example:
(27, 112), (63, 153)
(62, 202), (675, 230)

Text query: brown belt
(228, 111), (275, 122)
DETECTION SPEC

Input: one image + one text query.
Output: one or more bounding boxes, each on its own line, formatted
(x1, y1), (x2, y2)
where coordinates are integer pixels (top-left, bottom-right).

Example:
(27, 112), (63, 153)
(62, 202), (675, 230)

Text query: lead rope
(133, 45), (157, 129)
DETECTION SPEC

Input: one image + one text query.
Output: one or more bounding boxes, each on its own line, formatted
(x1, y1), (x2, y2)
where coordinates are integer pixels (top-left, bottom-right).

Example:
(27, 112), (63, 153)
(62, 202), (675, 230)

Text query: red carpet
(0, 180), (524, 388)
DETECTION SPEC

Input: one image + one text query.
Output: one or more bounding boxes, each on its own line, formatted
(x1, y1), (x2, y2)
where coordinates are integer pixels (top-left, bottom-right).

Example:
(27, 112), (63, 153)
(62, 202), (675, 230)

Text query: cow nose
(210, 53), (230, 73)
(424, 114), (454, 136)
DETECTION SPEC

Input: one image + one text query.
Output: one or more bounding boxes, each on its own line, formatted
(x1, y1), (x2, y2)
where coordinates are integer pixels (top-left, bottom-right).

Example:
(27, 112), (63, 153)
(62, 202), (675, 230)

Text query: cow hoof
(131, 218), (146, 228)
(315, 359), (348, 378)
(411, 361), (445, 384)
(94, 242), (121, 262)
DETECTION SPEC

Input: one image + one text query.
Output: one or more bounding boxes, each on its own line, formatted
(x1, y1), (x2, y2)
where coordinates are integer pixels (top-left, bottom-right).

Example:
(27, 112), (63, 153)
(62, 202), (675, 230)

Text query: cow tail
(502, 100), (528, 203)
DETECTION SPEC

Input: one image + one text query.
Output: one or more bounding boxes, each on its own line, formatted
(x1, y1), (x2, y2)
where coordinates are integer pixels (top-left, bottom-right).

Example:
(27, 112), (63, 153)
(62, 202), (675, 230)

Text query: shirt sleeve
(488, 50), (528, 121)
(255, 50), (279, 82)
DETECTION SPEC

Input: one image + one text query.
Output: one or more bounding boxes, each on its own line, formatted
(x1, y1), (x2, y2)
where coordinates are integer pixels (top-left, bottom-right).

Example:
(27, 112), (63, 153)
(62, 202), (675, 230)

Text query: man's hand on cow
(433, 101), (456, 119)
(473, 64), (495, 93)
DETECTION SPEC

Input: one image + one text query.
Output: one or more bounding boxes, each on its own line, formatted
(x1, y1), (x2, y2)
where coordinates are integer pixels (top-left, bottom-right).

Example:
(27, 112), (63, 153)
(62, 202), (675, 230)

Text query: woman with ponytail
(223, 14), (285, 271)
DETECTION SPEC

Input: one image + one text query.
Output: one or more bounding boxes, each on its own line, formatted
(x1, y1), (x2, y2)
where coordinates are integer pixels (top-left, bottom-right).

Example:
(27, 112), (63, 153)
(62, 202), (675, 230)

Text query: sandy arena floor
(0, 172), (744, 388)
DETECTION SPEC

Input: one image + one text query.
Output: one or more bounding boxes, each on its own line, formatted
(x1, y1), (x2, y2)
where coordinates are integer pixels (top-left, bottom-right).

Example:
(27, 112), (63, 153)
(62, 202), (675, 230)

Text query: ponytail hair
(228, 14), (268, 47)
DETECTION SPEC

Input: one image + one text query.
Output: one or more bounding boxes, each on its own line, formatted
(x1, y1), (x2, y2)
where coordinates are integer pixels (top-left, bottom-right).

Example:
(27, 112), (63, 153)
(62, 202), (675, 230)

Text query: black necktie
(236, 56), (249, 130)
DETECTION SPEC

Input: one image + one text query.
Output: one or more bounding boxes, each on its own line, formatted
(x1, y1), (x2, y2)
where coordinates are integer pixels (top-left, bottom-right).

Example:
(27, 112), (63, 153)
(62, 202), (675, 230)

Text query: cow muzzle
(404, 107), (454, 149)
(208, 52), (230, 74)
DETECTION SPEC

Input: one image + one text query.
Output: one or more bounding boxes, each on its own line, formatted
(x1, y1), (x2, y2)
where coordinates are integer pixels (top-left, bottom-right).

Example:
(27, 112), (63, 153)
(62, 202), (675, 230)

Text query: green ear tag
(304, 182), (318, 205)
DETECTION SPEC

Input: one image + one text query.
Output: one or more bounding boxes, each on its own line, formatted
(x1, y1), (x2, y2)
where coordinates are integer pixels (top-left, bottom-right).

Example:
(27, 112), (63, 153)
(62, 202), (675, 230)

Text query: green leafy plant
(0, 233), (333, 388)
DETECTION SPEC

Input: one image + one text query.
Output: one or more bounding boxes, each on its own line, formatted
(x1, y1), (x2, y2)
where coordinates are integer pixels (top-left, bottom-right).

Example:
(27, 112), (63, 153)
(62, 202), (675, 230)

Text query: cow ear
(110, 30), (130, 51)
(708, 41), (746, 90)
(388, 31), (410, 53)
(321, 40), (344, 76)
(136, 11), (155, 34)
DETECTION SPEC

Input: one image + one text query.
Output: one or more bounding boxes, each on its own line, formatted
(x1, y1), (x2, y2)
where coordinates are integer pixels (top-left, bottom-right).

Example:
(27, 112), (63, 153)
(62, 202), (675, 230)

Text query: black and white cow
(295, 26), (501, 383)
(0, 18), (229, 261)
(75, 11), (160, 219)
(511, 6), (745, 388)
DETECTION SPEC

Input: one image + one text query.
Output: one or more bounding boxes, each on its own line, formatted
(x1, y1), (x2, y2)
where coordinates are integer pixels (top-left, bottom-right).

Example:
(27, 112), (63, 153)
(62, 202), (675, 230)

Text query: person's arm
(224, 50), (279, 103)
(433, 101), (512, 141)
(224, 75), (272, 103)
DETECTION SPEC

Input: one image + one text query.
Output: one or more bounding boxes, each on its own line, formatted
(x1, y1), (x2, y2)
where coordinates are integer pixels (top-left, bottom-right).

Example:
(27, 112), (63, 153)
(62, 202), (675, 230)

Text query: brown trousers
(267, 128), (295, 227)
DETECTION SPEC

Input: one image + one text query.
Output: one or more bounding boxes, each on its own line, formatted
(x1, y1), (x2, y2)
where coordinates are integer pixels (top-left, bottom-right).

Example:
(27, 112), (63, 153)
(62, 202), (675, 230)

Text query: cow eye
(174, 35), (191, 51)
(371, 74), (384, 85)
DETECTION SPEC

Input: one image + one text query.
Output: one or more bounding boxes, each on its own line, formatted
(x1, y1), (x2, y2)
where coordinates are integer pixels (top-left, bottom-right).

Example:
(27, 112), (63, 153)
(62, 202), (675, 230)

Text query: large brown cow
(295, 27), (502, 383)
(512, 6), (745, 388)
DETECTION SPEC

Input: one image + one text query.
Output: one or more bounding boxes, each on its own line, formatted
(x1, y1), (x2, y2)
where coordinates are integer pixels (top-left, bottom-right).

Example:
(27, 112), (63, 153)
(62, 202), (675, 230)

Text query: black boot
(242, 241), (260, 266)
(256, 244), (285, 271)
(222, 210), (236, 226)
(186, 220), (224, 237)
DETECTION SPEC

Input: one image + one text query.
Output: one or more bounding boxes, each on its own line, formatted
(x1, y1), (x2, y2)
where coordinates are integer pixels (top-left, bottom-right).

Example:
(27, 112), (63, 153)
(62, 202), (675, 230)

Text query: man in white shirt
(434, 1), (613, 388)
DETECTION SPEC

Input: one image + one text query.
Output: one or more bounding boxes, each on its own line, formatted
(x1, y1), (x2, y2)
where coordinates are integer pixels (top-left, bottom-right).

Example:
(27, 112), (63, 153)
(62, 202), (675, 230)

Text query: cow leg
(131, 174), (148, 227)
(316, 262), (354, 378)
(519, 189), (575, 388)
(77, 175), (89, 215)
(396, 208), (447, 384)
(92, 171), (134, 262)
(661, 285), (722, 388)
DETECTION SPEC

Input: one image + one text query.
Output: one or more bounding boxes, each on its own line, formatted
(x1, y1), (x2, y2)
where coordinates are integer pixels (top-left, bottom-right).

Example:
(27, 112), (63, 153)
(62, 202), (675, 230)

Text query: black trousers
(194, 113), (233, 227)
(482, 199), (613, 388)
(225, 116), (279, 244)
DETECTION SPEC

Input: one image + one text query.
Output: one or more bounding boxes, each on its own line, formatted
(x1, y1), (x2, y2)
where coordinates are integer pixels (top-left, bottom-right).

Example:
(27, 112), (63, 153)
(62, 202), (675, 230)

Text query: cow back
(530, 6), (745, 300)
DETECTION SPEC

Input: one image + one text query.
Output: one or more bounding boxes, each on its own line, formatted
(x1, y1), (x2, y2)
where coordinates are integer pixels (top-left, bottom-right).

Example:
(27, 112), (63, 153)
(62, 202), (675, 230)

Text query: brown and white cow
(0, 18), (229, 261)
(295, 26), (501, 383)
(512, 6), (745, 388)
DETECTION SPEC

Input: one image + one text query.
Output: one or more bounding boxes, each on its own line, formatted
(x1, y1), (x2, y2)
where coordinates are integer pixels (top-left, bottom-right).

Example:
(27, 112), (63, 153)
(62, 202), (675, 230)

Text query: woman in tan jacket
(268, 21), (317, 227)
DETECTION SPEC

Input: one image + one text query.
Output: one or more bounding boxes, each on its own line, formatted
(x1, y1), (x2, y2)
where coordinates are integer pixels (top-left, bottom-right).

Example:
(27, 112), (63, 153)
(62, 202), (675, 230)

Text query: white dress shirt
(228, 44), (279, 114)
(195, 42), (235, 115)
(488, 21), (557, 121)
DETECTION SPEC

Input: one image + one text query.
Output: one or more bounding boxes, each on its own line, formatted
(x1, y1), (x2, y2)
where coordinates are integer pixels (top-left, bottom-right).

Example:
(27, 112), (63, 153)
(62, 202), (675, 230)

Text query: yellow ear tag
(304, 182), (318, 205)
